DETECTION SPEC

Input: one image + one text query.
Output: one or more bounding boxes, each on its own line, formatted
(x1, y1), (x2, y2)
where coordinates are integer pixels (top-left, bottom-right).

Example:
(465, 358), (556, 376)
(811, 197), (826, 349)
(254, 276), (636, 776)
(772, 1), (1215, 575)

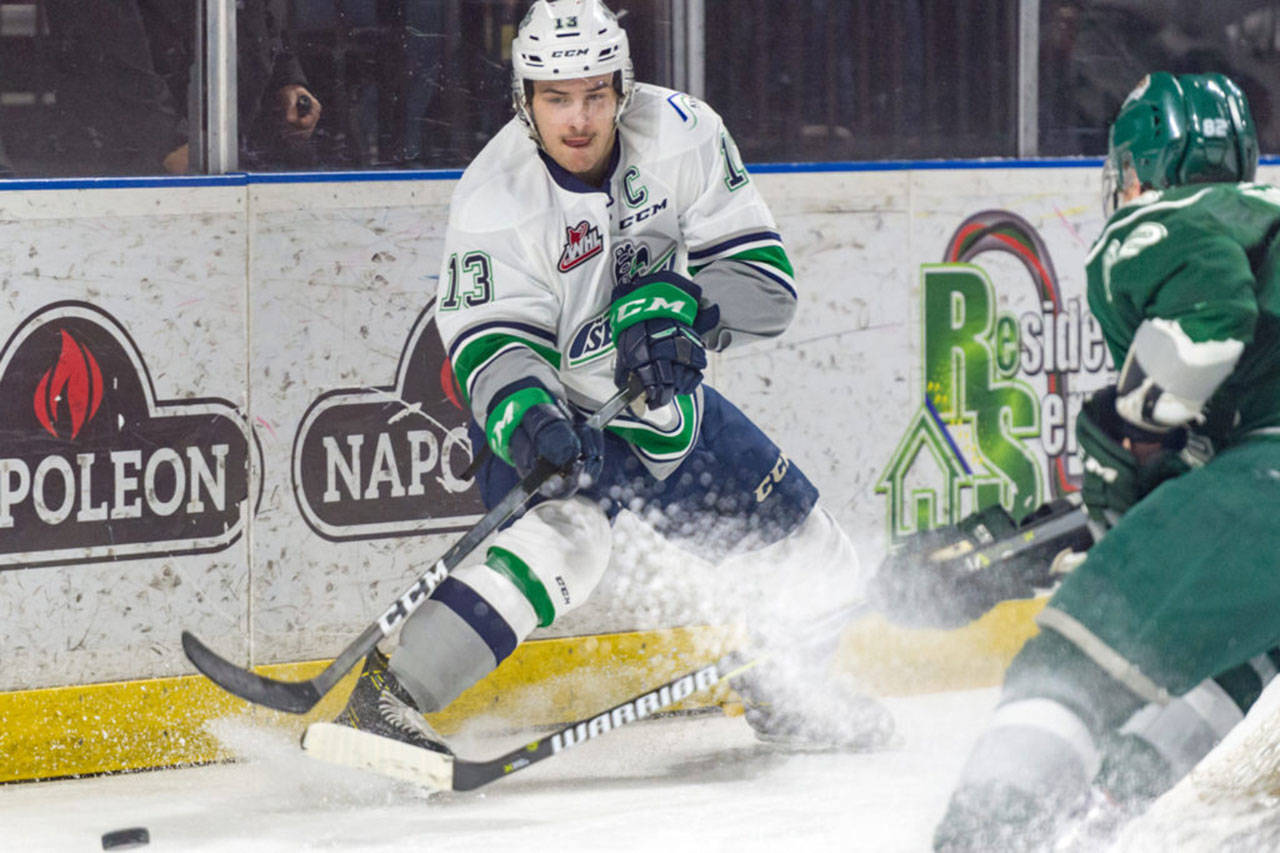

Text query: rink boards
(3, 161), (1272, 780)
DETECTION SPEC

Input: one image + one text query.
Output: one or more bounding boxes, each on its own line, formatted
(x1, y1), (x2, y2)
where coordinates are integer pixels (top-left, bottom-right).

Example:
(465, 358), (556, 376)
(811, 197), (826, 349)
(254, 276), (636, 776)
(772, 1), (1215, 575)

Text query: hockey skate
(732, 663), (896, 751)
(301, 647), (455, 788)
(932, 779), (1064, 852)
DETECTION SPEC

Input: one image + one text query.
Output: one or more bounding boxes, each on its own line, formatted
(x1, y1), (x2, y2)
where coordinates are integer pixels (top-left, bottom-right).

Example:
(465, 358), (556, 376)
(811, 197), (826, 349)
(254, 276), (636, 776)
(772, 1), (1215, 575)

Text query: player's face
(530, 75), (619, 186)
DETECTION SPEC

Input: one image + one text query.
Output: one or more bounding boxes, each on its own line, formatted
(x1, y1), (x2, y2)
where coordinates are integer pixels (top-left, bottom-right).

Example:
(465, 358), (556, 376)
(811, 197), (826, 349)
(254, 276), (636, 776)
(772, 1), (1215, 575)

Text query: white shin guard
(1119, 675), (1246, 780)
(487, 495), (613, 624)
(960, 698), (1102, 802)
(390, 496), (612, 713)
(717, 503), (865, 647)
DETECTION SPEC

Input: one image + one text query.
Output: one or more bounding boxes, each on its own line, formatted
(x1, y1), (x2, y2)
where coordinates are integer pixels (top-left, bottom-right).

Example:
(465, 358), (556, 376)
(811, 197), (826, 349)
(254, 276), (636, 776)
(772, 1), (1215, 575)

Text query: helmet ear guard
(1104, 71), (1259, 214)
(510, 0), (635, 145)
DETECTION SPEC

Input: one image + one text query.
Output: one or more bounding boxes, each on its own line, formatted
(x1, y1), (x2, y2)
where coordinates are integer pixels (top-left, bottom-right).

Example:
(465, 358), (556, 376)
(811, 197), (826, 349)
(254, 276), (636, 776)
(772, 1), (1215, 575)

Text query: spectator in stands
(32, 0), (320, 175)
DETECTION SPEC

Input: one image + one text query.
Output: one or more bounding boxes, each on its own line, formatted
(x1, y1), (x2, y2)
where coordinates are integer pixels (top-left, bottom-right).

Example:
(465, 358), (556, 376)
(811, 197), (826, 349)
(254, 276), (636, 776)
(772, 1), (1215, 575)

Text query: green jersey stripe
(606, 394), (700, 461)
(688, 243), (794, 279)
(452, 333), (562, 403)
(1086, 187), (1215, 265)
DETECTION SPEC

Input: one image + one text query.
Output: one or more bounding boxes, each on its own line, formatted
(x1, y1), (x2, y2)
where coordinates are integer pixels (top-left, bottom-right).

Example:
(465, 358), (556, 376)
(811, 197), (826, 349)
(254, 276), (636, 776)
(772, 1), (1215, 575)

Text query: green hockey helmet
(1104, 72), (1258, 215)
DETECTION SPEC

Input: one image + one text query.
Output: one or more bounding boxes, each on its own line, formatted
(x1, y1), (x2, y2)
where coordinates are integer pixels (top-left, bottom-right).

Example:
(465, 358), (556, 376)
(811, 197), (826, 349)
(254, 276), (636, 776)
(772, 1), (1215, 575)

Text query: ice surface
(0, 689), (998, 852)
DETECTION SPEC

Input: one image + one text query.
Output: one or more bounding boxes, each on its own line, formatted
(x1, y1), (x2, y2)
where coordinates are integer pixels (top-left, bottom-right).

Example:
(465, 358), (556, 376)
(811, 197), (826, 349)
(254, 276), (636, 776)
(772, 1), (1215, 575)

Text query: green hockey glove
(1077, 386), (1190, 528)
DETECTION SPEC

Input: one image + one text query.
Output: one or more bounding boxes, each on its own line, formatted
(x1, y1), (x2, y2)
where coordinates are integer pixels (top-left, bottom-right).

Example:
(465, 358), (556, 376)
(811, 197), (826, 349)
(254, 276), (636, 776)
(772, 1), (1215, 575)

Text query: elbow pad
(1114, 318), (1243, 433)
(691, 259), (797, 349)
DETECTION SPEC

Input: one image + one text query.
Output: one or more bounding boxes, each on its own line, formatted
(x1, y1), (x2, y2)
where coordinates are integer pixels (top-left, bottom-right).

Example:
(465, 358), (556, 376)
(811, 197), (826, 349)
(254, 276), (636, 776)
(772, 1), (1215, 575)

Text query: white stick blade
(302, 722), (454, 791)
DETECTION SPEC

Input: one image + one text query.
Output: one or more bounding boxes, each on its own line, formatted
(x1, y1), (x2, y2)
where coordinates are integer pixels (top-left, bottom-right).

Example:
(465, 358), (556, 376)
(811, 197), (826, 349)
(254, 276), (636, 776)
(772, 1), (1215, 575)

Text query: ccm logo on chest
(619, 199), (668, 230)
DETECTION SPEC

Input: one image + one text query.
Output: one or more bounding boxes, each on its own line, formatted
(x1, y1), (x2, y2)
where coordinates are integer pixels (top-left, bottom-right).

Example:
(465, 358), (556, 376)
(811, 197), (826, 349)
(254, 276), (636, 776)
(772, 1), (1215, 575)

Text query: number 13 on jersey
(441, 251), (495, 310)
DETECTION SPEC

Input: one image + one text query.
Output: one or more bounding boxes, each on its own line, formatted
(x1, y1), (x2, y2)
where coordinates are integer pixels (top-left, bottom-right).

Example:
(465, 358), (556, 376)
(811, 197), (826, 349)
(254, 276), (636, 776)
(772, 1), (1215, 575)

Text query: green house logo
(877, 211), (1112, 540)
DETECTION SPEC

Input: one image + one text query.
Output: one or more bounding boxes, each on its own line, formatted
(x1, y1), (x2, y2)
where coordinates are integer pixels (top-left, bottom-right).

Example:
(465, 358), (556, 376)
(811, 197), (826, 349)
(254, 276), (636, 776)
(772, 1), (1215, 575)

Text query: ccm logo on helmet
(551, 48), (590, 58)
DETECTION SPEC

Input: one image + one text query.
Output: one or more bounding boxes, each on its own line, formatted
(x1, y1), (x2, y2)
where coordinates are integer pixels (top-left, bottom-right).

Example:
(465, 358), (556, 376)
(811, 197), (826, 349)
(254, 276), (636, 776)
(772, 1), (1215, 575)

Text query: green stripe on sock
(486, 546), (556, 628)
(731, 244), (794, 277)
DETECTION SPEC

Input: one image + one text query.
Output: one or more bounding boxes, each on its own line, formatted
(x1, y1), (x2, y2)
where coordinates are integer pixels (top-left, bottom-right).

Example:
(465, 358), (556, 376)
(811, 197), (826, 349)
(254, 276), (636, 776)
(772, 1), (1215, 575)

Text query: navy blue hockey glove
(487, 386), (603, 499)
(609, 271), (717, 410)
(1077, 385), (1189, 528)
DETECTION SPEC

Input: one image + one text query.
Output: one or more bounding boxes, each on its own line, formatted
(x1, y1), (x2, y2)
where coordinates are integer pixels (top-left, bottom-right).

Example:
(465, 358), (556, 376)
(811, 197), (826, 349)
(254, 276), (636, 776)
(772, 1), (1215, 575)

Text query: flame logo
(33, 329), (104, 439)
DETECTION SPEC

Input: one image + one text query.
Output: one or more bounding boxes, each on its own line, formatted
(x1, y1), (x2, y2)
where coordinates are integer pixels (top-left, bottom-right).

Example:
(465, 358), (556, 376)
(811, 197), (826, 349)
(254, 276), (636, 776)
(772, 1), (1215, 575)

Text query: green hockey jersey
(1085, 182), (1280, 446)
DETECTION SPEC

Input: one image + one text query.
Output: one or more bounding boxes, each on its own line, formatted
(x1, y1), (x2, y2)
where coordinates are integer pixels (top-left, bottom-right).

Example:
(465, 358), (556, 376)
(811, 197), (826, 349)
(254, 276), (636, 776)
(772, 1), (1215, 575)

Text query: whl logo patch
(558, 220), (603, 272)
(292, 301), (485, 541)
(0, 302), (258, 570)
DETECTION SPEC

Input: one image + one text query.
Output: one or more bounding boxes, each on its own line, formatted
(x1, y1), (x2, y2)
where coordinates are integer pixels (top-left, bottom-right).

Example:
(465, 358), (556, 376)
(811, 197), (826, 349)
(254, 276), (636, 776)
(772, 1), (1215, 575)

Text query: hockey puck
(101, 827), (149, 849)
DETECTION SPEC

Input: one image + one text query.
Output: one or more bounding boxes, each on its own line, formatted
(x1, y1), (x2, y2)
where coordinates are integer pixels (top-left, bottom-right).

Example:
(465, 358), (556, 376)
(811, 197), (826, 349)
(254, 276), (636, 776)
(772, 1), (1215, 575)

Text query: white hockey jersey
(436, 82), (797, 477)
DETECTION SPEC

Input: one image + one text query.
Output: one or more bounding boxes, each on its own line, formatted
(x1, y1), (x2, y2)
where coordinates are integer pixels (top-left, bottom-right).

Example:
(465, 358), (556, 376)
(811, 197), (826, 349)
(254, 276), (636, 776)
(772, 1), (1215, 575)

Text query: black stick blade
(182, 631), (322, 714)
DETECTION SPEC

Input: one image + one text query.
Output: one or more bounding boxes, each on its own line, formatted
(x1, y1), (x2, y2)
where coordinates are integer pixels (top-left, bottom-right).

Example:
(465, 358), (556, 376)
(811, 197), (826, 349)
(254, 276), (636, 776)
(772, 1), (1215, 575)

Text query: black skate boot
(334, 647), (450, 751)
(732, 662), (896, 751)
(302, 647), (454, 787)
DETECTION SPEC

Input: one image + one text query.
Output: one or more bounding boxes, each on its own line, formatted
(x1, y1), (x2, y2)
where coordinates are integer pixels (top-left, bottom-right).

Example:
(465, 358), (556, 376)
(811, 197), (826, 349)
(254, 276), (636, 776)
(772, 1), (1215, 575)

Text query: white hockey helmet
(511, 0), (635, 141)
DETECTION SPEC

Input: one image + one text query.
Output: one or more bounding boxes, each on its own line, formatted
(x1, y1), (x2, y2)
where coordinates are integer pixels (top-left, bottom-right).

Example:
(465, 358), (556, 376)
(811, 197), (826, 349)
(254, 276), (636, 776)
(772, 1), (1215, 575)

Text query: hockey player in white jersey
(315, 0), (892, 767)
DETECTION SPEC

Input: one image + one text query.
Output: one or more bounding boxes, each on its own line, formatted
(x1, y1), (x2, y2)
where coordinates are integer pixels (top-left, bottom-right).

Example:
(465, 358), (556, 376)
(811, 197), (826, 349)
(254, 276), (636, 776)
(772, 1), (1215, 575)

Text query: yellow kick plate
(0, 602), (1044, 783)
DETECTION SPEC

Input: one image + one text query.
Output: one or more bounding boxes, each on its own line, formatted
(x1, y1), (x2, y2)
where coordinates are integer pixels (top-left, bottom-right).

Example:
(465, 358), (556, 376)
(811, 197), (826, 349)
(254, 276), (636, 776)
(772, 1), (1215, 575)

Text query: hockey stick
(304, 507), (1091, 788)
(182, 383), (643, 714)
(871, 494), (1094, 628)
(954, 498), (1092, 572)
(301, 599), (871, 791)
(303, 506), (1096, 788)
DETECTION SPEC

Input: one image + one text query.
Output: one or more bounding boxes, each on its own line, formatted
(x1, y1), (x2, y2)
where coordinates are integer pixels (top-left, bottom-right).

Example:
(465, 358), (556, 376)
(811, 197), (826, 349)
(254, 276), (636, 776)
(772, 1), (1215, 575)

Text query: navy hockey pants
(467, 384), (820, 563)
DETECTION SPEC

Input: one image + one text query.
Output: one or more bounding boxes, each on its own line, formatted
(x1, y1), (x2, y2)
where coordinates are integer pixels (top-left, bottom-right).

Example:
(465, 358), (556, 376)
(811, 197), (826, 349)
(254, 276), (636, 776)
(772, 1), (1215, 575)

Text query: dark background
(1, 0), (1278, 176)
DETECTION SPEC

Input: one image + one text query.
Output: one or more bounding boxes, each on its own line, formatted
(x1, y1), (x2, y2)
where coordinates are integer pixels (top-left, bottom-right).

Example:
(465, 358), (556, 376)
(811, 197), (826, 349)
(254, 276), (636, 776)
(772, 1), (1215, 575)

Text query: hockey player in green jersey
(935, 72), (1280, 850)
